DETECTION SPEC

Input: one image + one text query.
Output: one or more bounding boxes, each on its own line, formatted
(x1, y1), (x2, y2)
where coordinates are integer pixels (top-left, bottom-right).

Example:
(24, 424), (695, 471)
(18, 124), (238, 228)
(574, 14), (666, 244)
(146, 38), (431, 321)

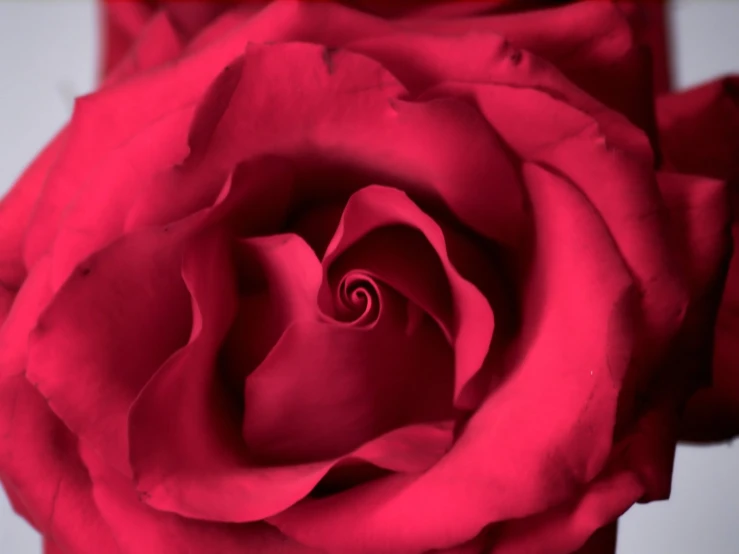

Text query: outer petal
(492, 470), (642, 554)
(46, 103), (195, 293)
(25, 224), (193, 476)
(103, 11), (184, 85)
(25, 0), (310, 271)
(397, 1), (656, 137)
(0, 130), (66, 288)
(0, 373), (118, 553)
(658, 77), (739, 182)
(79, 442), (315, 554)
(100, 0), (154, 75)
(658, 77), (739, 441)
(269, 163), (636, 553)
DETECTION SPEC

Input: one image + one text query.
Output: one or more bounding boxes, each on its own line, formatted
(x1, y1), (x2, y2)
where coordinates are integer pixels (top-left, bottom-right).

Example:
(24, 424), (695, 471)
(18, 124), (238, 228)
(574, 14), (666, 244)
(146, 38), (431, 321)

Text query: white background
(0, 1), (738, 552)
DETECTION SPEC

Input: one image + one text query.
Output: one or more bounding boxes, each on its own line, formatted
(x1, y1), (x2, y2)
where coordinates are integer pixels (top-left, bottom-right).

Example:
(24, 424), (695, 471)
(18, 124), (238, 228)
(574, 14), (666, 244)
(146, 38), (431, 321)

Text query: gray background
(0, 1), (738, 552)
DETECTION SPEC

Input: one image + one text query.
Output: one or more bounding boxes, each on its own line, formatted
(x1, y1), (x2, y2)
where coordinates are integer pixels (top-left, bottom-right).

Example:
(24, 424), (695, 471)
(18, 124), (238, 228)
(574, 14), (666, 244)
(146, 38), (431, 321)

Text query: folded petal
(0, 258), (54, 378)
(47, 103), (195, 292)
(220, 233), (323, 388)
(0, 375), (118, 554)
(79, 442), (315, 554)
(26, 225), (193, 476)
(397, 1), (656, 136)
(493, 471), (641, 554)
(242, 315), (453, 464)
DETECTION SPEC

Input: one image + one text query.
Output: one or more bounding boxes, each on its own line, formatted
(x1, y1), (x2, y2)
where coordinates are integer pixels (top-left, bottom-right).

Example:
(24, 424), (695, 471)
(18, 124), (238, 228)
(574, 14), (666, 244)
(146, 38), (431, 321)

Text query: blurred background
(0, 1), (738, 552)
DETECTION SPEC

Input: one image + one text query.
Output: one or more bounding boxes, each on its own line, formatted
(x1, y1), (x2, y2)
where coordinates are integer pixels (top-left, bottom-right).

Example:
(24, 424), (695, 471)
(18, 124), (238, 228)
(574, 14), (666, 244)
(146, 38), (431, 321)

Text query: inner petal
(320, 184), (495, 406)
(332, 271), (381, 326)
(241, 292), (454, 465)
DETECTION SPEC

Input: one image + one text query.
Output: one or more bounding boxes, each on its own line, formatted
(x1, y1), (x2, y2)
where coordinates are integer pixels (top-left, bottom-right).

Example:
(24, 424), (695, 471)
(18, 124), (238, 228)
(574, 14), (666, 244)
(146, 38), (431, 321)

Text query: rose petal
(493, 471), (642, 554)
(658, 77), (739, 182)
(397, 1), (655, 137)
(0, 283), (12, 328)
(0, 376), (118, 554)
(100, 0), (154, 75)
(104, 11), (184, 85)
(320, 185), (494, 405)
(79, 441), (315, 554)
(242, 314), (453, 464)
(351, 28), (650, 164)
(220, 233), (323, 388)
(269, 163), (635, 553)
(0, 258), (54, 377)
(26, 226), (193, 476)
(43, 537), (63, 554)
(656, 172), (731, 296)
(0, 130), (66, 288)
(47, 102), (195, 292)
(657, 77), (739, 441)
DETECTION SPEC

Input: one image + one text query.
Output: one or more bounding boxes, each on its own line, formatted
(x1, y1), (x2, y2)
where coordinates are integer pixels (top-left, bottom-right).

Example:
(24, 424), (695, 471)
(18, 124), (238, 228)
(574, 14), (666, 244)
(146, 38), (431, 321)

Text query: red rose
(658, 77), (739, 442)
(0, 2), (729, 553)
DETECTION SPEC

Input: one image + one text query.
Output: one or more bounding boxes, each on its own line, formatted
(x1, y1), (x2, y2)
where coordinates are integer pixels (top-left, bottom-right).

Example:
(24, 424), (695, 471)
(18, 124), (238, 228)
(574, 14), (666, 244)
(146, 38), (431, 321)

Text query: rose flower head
(0, 2), (730, 553)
